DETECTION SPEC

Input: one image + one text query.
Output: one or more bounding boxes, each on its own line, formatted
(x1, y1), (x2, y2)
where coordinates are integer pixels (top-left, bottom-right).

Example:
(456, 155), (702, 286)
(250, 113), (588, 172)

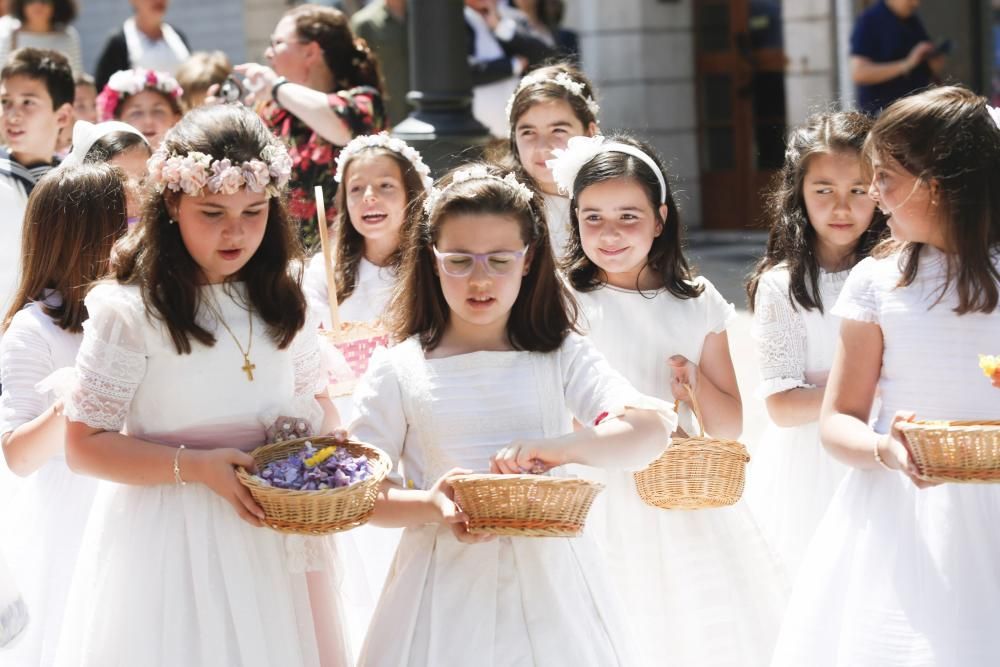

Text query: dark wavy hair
(12, 0), (77, 27)
(388, 162), (578, 352)
(746, 111), (887, 313)
(84, 130), (150, 163)
(286, 4), (382, 92)
(3, 163), (126, 333)
(111, 105), (306, 354)
(331, 145), (426, 303)
(864, 86), (1000, 314)
(561, 134), (702, 299)
(1, 47), (74, 108)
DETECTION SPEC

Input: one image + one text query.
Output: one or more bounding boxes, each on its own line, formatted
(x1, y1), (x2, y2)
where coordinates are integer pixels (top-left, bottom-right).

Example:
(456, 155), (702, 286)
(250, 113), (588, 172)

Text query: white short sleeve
(695, 276), (738, 334)
(64, 283), (147, 432)
(832, 257), (881, 324)
(751, 269), (810, 398)
(302, 253), (331, 328)
(0, 308), (54, 435)
(559, 334), (677, 432)
(349, 346), (407, 485)
(290, 313), (327, 398)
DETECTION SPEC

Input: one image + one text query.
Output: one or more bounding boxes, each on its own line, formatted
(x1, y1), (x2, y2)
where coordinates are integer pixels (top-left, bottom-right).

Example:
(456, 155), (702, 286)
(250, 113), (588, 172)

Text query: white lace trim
(756, 377), (815, 400)
(65, 334), (145, 431)
(753, 272), (808, 398)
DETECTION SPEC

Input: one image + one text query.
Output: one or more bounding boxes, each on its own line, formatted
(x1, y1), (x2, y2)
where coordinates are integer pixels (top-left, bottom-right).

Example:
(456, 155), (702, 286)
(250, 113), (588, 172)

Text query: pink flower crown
(97, 68), (183, 122)
(147, 143), (294, 197)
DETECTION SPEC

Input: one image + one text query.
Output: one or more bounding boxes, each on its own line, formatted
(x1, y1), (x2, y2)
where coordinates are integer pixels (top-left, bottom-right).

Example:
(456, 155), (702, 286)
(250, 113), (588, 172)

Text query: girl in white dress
(771, 86), (1000, 667)
(505, 63), (599, 257)
(547, 134), (788, 667)
(53, 105), (350, 667)
(350, 162), (677, 667)
(0, 163), (126, 666)
(744, 111), (887, 575)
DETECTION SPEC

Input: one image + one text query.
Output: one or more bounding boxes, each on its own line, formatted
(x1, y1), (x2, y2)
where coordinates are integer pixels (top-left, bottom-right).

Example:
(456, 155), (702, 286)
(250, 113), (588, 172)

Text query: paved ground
(685, 231), (770, 448)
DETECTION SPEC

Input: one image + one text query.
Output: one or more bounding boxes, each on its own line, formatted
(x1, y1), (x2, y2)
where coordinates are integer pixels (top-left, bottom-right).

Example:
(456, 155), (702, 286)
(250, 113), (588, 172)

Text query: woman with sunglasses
(93, 0), (190, 91)
(234, 4), (385, 250)
(0, 0), (83, 76)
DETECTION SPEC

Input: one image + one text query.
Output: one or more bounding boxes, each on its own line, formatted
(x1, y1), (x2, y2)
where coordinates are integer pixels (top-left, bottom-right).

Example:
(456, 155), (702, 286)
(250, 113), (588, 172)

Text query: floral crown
(97, 68), (183, 122)
(546, 135), (668, 203)
(334, 132), (434, 192)
(505, 71), (600, 125)
(147, 142), (293, 197)
(422, 165), (534, 218)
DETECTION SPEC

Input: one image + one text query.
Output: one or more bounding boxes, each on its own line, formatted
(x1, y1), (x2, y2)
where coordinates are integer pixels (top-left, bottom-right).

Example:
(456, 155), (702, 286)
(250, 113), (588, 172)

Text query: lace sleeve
(752, 271), (810, 399)
(64, 284), (147, 431)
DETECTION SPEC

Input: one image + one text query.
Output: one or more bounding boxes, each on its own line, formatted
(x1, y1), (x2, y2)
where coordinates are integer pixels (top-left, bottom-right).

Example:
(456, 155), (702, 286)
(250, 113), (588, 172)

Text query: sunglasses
(432, 245), (529, 277)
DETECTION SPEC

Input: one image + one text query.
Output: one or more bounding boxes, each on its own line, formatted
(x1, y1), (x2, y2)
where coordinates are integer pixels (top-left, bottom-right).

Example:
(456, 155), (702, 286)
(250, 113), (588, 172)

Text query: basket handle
(314, 185), (341, 331)
(673, 382), (705, 438)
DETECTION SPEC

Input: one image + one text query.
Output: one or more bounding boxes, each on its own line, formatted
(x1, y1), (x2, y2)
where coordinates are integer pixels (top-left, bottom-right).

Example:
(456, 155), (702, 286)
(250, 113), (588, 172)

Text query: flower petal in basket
(450, 473), (604, 537)
(897, 420), (1000, 484)
(321, 320), (389, 398)
(236, 435), (392, 535)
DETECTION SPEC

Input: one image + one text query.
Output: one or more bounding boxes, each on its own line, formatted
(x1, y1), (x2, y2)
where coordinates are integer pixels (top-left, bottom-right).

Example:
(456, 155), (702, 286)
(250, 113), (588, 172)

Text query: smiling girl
(506, 63), (598, 257)
(52, 105), (349, 667)
(96, 67), (182, 149)
(349, 162), (676, 666)
(744, 111), (887, 575)
(548, 134), (788, 667)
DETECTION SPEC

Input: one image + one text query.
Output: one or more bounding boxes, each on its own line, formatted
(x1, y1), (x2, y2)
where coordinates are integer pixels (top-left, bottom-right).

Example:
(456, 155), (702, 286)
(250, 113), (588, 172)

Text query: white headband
(422, 165), (534, 218)
(546, 135), (667, 203)
(59, 120), (148, 170)
(505, 71), (600, 126)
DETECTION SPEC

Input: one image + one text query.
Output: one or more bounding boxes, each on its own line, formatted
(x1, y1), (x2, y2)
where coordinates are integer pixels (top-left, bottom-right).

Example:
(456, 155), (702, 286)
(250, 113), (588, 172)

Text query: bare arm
(671, 332), (742, 439)
(765, 386), (826, 428)
(1, 402), (65, 476)
(851, 41), (934, 85)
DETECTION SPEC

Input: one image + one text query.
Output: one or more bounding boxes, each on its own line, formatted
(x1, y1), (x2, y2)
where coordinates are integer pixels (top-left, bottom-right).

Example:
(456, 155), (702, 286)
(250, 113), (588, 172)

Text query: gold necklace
(205, 294), (255, 381)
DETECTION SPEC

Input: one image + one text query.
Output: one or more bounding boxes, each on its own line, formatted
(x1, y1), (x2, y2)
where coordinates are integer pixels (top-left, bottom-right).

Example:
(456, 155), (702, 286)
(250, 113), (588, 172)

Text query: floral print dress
(262, 86), (384, 249)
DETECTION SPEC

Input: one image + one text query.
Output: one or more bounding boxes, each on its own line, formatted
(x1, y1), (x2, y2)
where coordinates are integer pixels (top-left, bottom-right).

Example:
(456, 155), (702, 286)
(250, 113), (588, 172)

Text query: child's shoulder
(84, 281), (145, 319)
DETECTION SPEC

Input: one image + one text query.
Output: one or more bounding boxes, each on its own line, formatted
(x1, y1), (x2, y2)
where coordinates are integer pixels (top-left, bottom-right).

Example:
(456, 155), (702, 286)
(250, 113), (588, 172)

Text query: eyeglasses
(432, 245), (529, 277)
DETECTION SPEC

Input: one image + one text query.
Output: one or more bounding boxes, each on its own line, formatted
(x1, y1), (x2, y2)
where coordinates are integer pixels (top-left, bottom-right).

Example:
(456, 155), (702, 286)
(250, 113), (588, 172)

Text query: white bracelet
(173, 444), (187, 486)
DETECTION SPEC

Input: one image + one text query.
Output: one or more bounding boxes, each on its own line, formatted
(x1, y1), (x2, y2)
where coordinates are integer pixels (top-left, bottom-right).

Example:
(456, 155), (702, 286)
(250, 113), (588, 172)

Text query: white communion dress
(574, 279), (790, 667)
(52, 282), (352, 667)
(745, 266), (851, 575)
(349, 334), (677, 667)
(771, 249), (1000, 667)
(0, 294), (95, 666)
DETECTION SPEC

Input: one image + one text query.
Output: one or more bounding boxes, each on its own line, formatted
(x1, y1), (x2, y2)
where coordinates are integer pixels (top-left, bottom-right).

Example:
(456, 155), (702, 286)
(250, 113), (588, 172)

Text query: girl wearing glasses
(347, 162), (676, 666)
(548, 134), (788, 667)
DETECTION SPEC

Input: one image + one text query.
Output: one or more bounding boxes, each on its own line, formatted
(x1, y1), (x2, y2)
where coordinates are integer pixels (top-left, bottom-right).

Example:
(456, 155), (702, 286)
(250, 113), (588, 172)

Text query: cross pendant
(242, 356), (256, 381)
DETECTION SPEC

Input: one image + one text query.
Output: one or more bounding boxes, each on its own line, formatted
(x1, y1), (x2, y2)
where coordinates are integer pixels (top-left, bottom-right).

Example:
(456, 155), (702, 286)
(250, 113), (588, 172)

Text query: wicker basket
(450, 474), (604, 537)
(236, 436), (391, 535)
(322, 320), (390, 398)
(633, 386), (750, 509)
(898, 420), (1000, 483)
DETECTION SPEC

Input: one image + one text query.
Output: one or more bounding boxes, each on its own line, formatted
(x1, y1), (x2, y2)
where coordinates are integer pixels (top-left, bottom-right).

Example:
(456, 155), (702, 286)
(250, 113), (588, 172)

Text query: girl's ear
(585, 121), (598, 137)
(522, 245), (535, 276)
(165, 194), (180, 222)
(928, 178), (941, 206)
(655, 203), (668, 237)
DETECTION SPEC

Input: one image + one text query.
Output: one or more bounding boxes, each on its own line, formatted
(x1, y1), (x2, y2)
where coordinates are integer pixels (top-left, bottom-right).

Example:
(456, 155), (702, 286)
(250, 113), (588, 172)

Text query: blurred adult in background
(175, 50), (231, 111)
(513, 0), (578, 64)
(237, 3), (384, 249)
(850, 0), (945, 116)
(351, 0), (410, 126)
(465, 0), (556, 137)
(94, 0), (191, 91)
(0, 0), (83, 76)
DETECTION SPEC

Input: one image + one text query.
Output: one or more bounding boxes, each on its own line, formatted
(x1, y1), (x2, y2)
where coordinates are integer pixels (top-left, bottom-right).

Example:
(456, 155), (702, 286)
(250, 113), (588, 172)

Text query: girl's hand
(668, 354), (699, 403)
(234, 63), (278, 104)
(428, 468), (494, 544)
(266, 416), (313, 444)
(490, 438), (566, 475)
(877, 411), (939, 489)
(189, 448), (267, 526)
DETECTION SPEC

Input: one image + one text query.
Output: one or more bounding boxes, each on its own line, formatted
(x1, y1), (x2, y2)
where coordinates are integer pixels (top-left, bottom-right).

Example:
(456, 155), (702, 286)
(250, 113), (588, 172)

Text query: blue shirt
(850, 1), (931, 115)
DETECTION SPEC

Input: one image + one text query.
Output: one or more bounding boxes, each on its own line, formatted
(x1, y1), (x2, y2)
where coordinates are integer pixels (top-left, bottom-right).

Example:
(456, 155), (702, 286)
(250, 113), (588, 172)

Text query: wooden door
(694, 0), (787, 229)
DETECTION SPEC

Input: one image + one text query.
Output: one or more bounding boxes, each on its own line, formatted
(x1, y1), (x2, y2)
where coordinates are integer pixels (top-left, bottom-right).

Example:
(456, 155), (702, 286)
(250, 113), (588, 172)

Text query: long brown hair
(332, 146), (426, 303)
(388, 162), (578, 352)
(3, 163), (127, 333)
(562, 134), (702, 299)
(746, 111), (887, 313)
(111, 105), (306, 354)
(865, 86), (1000, 314)
(286, 4), (382, 92)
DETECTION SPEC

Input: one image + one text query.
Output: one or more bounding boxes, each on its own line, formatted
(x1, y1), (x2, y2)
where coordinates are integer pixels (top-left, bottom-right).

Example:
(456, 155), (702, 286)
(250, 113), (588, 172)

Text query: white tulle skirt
(0, 552), (27, 649)
(744, 421), (849, 575)
(586, 468), (790, 667)
(359, 523), (639, 667)
(1, 458), (97, 665)
(53, 482), (353, 667)
(771, 469), (1000, 667)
